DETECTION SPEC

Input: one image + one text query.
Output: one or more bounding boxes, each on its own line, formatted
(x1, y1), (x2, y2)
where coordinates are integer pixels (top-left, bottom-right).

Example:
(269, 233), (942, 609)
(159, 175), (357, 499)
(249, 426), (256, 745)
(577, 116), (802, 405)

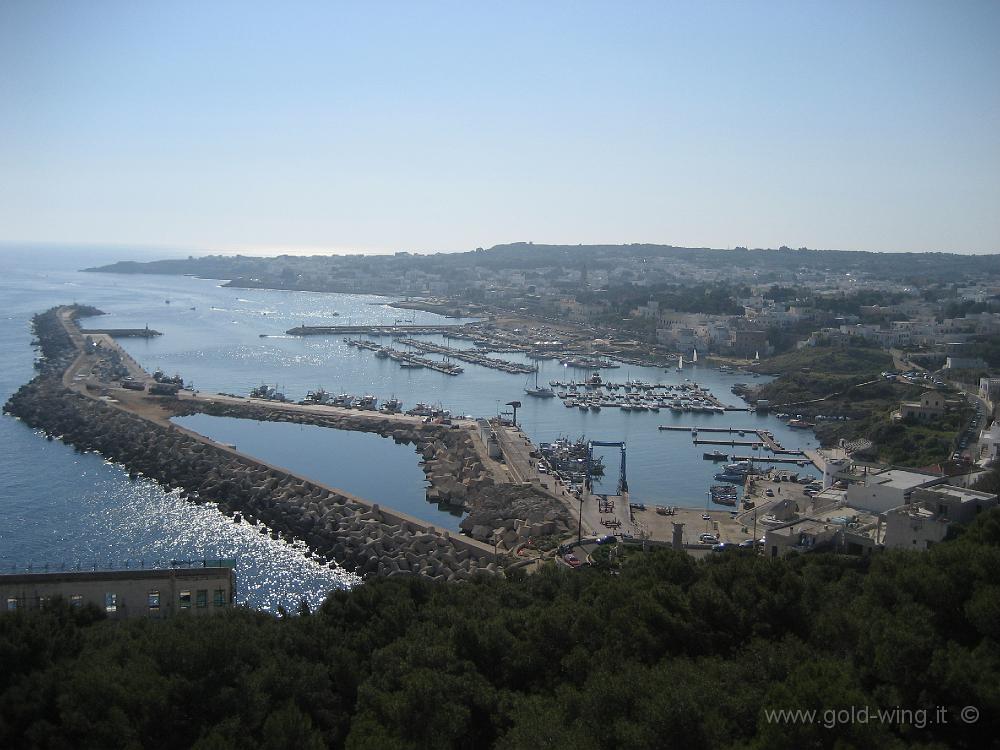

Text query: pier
(730, 455), (810, 465)
(82, 327), (162, 338)
(288, 324), (470, 336)
(694, 439), (764, 448)
(345, 339), (464, 375)
(396, 338), (535, 374)
(660, 425), (806, 457)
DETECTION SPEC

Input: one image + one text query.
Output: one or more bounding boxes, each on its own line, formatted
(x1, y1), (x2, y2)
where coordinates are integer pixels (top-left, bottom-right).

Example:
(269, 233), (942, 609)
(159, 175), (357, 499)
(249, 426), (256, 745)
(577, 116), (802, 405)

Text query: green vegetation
(4, 512), (1000, 748)
(757, 344), (893, 378)
(755, 346), (897, 416)
(817, 410), (970, 467)
(755, 346), (968, 466)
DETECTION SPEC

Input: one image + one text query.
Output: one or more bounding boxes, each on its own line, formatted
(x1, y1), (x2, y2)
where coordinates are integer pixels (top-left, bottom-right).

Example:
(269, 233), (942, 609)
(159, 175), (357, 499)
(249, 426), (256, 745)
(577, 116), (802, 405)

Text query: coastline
(3, 306), (524, 580)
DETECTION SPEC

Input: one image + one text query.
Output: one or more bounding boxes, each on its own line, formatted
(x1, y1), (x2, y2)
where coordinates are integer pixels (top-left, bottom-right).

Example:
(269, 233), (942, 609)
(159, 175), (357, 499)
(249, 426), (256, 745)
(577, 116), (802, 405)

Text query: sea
(0, 246), (822, 611)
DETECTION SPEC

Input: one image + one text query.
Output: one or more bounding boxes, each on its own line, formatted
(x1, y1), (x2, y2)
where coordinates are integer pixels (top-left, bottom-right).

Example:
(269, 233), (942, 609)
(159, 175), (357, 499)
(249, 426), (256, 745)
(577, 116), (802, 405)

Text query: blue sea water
(0, 246), (821, 610)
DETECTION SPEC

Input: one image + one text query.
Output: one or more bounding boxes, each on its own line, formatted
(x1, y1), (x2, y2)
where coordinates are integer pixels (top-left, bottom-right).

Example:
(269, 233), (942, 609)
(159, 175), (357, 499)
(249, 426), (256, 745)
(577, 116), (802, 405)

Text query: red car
(563, 553), (582, 568)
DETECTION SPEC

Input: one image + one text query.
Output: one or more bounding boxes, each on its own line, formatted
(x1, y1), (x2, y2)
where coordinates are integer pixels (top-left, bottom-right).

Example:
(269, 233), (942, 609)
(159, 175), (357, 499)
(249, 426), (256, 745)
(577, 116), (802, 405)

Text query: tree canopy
(3, 510), (1000, 748)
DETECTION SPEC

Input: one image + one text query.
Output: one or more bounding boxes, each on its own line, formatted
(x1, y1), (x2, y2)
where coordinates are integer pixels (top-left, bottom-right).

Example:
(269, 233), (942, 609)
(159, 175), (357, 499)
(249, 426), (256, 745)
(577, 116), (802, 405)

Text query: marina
(0, 259), (824, 610)
(396, 338), (536, 374)
(345, 338), (464, 375)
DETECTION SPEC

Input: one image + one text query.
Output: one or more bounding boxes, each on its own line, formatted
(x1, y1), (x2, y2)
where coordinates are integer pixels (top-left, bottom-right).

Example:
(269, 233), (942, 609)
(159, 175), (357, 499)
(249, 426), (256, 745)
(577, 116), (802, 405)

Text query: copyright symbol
(961, 706), (979, 724)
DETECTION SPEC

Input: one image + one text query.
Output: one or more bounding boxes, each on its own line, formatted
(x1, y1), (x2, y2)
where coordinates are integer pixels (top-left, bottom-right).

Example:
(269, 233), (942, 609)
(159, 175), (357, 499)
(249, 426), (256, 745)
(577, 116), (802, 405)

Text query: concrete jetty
(82, 328), (162, 338)
(694, 439), (765, 448)
(345, 338), (463, 375)
(288, 324), (470, 336)
(396, 338), (536, 374)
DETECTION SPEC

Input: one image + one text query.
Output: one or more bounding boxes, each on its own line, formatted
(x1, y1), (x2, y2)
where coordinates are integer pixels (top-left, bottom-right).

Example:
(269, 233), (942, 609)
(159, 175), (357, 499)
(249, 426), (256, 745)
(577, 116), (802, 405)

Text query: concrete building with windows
(883, 486), (997, 550)
(909, 484), (998, 525)
(1, 562), (235, 618)
(899, 391), (947, 421)
(882, 505), (950, 551)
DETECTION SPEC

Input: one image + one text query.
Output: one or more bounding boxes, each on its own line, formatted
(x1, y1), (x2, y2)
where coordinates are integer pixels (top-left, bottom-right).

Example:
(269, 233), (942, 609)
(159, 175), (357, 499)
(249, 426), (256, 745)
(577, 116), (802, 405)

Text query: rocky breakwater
(5, 307), (499, 581)
(171, 400), (572, 548)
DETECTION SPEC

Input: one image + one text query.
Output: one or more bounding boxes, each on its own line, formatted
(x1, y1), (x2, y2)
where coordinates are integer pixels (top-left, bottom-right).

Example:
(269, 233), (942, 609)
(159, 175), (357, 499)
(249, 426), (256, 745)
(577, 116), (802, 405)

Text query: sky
(1, 0), (998, 256)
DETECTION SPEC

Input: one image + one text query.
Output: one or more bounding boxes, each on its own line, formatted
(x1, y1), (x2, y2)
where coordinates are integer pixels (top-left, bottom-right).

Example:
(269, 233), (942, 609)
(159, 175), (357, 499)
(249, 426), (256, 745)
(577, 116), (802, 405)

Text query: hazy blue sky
(1, 0), (998, 255)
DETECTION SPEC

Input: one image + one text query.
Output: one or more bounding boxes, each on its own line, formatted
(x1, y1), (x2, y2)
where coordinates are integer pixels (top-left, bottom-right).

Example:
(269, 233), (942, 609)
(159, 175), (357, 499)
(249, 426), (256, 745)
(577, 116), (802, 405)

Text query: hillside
(84, 243), (1000, 286)
(755, 345), (894, 378)
(3, 511), (1000, 748)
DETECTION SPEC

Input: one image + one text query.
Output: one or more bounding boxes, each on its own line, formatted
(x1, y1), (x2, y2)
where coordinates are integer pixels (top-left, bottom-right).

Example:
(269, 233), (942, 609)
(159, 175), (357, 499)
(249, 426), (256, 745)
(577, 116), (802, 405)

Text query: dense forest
(4, 509), (1000, 748)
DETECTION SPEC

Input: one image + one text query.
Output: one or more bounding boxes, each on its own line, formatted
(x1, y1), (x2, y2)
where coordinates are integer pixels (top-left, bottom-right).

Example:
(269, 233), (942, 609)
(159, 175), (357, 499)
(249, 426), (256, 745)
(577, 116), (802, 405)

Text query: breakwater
(5, 306), (573, 580)
(3, 307), (502, 580)
(82, 328), (162, 338)
(167, 399), (572, 547)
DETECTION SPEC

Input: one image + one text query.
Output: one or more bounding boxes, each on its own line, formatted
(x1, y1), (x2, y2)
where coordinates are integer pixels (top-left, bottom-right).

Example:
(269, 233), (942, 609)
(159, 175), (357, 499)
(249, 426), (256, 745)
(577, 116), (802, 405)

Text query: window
(179, 590), (191, 609)
(213, 588), (226, 607)
(38, 596), (50, 609)
(148, 590), (160, 611)
(196, 589), (207, 608)
(70, 594), (83, 608)
(6, 598), (16, 611)
(105, 593), (118, 613)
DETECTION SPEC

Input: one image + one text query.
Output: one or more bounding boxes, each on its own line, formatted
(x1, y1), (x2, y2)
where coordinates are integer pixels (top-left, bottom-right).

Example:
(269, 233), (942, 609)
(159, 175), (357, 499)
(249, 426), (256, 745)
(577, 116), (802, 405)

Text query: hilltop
(84, 242), (1000, 293)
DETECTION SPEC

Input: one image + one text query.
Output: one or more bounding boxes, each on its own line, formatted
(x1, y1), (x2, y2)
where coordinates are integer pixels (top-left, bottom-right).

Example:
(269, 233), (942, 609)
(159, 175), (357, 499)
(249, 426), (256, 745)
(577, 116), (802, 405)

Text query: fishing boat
(714, 473), (744, 483)
(303, 387), (332, 405)
(380, 396), (403, 413)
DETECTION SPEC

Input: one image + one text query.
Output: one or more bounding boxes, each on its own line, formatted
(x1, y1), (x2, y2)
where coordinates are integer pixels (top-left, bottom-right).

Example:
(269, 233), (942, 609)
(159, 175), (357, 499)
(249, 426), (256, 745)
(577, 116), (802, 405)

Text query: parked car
(699, 533), (718, 543)
(562, 553), (582, 568)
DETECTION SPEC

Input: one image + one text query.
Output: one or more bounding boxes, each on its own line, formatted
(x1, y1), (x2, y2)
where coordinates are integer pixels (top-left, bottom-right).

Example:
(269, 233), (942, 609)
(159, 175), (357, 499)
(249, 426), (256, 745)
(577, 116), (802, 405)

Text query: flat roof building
(845, 468), (944, 514)
(1, 562), (235, 618)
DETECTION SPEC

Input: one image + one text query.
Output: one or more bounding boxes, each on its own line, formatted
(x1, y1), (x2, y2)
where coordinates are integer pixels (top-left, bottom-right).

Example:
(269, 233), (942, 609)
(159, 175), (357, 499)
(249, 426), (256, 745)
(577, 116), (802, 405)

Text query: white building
(979, 422), (1000, 464)
(883, 485), (997, 550)
(845, 469), (944, 514)
(883, 506), (949, 550)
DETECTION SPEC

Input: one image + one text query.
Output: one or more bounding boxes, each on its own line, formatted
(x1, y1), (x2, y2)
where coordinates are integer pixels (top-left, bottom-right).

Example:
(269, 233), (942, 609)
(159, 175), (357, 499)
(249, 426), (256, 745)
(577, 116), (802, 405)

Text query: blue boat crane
(586, 441), (627, 496)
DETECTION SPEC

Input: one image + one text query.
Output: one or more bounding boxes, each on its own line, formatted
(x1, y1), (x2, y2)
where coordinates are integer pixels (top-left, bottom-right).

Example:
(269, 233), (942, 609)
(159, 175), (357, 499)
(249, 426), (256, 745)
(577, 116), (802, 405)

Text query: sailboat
(524, 368), (555, 398)
(692, 349), (698, 364)
(676, 354), (684, 371)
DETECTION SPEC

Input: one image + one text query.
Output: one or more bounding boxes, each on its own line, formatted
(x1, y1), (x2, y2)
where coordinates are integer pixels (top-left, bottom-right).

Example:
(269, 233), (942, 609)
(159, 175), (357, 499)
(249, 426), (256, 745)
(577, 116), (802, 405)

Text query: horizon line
(0, 239), (997, 258)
